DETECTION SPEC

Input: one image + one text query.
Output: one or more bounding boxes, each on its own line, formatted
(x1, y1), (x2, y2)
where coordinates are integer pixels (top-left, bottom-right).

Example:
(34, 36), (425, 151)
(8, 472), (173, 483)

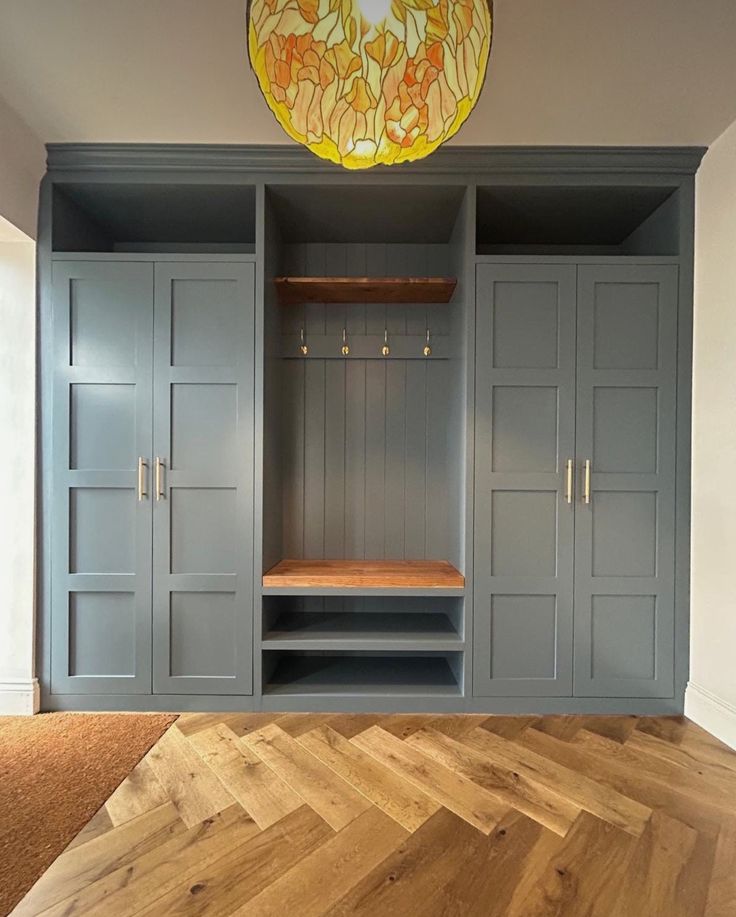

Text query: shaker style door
(152, 262), (255, 694)
(474, 265), (577, 696)
(51, 262), (154, 694)
(573, 265), (678, 697)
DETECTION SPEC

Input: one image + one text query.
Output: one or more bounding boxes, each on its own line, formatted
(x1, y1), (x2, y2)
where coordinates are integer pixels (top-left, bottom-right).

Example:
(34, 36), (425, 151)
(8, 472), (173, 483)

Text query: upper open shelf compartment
(263, 560), (465, 593)
(52, 182), (257, 253)
(476, 184), (681, 255)
(274, 276), (457, 305)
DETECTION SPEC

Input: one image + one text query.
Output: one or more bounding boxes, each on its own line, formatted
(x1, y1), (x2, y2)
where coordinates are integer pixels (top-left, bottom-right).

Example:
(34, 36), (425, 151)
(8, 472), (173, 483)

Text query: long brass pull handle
(138, 457), (148, 501)
(155, 457), (165, 501)
(565, 459), (574, 504)
(583, 459), (592, 505)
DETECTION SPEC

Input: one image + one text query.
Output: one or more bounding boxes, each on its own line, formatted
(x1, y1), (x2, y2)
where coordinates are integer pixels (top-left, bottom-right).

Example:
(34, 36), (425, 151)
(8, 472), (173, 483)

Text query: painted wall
(688, 116), (736, 748)
(0, 93), (45, 240)
(0, 231), (38, 713)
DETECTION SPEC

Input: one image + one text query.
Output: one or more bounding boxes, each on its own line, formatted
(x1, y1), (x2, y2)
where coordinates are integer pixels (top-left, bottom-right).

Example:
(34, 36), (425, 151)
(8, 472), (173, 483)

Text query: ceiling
(1, 0), (736, 147)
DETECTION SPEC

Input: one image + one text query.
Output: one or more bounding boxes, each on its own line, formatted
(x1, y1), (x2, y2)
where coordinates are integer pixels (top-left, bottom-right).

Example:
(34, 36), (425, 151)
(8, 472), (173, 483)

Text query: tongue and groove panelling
(278, 242), (461, 564)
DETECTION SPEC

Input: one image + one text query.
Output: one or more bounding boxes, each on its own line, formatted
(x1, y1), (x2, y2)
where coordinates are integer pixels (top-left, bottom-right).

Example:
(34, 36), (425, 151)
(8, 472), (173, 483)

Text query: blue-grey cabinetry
(50, 259), (255, 696)
(474, 262), (679, 699)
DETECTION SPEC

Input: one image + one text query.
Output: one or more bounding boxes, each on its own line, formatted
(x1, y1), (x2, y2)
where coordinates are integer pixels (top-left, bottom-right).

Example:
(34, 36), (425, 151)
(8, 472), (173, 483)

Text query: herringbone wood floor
(12, 714), (736, 916)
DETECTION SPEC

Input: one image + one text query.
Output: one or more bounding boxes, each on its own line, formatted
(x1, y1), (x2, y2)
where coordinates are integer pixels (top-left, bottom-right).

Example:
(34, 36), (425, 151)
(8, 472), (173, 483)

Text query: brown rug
(0, 712), (176, 916)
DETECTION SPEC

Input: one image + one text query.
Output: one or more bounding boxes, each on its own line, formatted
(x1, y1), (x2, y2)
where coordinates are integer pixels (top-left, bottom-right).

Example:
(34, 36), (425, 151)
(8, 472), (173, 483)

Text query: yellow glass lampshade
(247, 0), (493, 170)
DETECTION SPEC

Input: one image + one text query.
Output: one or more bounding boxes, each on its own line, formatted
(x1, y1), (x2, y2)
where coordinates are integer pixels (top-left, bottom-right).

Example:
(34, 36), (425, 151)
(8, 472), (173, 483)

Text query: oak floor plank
(610, 811), (703, 917)
(431, 812), (556, 917)
(324, 713), (383, 738)
(12, 803), (184, 917)
(188, 724), (303, 829)
(243, 723), (373, 831)
(378, 714), (436, 739)
(422, 714), (490, 739)
(352, 726), (507, 835)
(325, 809), (498, 917)
(519, 727), (726, 838)
(175, 712), (277, 739)
(406, 727), (580, 836)
(479, 715), (541, 740)
(676, 721), (736, 774)
(63, 805), (114, 852)
(573, 729), (736, 813)
(297, 724), (441, 832)
(626, 729), (736, 789)
(462, 726), (651, 836)
(227, 807), (408, 917)
(272, 713), (334, 737)
(505, 812), (637, 917)
(132, 806), (332, 917)
(705, 818), (736, 917)
(39, 806), (258, 917)
(104, 757), (168, 827)
(145, 724), (236, 828)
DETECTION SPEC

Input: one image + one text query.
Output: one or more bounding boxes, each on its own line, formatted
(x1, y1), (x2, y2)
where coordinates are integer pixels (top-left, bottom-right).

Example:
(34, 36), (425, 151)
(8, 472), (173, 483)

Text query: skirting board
(685, 681), (736, 751)
(0, 678), (40, 715)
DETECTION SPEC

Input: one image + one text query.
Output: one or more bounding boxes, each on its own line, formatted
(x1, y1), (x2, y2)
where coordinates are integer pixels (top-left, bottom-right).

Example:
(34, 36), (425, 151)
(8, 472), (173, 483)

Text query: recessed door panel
(169, 593), (237, 678)
(69, 487), (136, 574)
(69, 592), (137, 677)
(490, 595), (558, 681)
(574, 264), (678, 697)
(153, 262), (255, 695)
(593, 282), (659, 369)
(51, 261), (153, 695)
(492, 387), (558, 473)
(593, 387), (658, 473)
(70, 383), (137, 469)
(491, 491), (558, 577)
(474, 264), (576, 696)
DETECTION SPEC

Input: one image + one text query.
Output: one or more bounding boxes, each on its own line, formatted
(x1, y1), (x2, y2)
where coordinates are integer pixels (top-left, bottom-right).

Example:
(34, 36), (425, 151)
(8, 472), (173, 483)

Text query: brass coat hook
(299, 327), (308, 356)
(341, 327), (350, 356)
(381, 327), (390, 357)
(423, 327), (432, 357)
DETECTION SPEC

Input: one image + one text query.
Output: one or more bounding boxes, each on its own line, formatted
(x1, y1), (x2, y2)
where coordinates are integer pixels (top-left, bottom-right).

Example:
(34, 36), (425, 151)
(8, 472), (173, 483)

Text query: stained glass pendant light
(247, 0), (493, 169)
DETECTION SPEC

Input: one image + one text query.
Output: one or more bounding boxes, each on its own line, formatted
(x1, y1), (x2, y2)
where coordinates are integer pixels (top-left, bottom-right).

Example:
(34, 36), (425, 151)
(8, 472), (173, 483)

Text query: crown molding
(45, 143), (707, 177)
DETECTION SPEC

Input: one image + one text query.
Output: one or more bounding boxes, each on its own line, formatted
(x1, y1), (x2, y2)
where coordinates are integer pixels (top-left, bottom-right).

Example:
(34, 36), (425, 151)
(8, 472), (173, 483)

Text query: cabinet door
(51, 262), (154, 694)
(474, 264), (576, 696)
(574, 265), (678, 697)
(152, 263), (255, 694)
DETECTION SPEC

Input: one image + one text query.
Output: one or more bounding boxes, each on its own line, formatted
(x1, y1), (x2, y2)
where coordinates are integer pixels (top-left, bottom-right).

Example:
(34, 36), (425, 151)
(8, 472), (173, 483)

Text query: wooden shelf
(262, 559), (465, 591)
(274, 276), (457, 305)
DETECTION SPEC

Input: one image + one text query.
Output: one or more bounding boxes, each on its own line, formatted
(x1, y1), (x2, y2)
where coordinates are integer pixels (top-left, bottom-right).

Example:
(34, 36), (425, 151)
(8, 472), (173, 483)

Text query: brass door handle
(138, 457), (148, 501)
(565, 459), (574, 504)
(583, 459), (592, 505)
(155, 457), (166, 501)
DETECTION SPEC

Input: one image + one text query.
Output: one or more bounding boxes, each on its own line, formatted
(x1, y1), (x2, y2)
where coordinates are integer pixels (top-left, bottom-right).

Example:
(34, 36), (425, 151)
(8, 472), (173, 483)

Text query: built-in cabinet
(474, 263), (677, 699)
(38, 144), (701, 712)
(50, 259), (255, 697)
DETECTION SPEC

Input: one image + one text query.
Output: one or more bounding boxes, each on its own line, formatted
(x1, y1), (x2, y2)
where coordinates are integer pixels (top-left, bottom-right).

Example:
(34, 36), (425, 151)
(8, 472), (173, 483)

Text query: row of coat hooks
(299, 326), (433, 357)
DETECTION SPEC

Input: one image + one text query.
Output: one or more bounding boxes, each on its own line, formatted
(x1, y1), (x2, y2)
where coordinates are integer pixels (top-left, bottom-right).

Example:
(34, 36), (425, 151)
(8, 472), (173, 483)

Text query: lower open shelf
(263, 651), (463, 697)
(263, 611), (461, 650)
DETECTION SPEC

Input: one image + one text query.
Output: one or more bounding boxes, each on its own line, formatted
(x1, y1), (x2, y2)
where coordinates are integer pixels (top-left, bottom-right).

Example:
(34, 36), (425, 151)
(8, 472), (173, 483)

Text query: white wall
(688, 116), (736, 749)
(0, 228), (38, 713)
(0, 94), (45, 240)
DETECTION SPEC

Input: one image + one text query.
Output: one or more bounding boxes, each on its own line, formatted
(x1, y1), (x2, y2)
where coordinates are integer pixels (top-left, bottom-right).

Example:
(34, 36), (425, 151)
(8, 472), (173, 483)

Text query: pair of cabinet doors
(51, 261), (255, 695)
(474, 263), (679, 698)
